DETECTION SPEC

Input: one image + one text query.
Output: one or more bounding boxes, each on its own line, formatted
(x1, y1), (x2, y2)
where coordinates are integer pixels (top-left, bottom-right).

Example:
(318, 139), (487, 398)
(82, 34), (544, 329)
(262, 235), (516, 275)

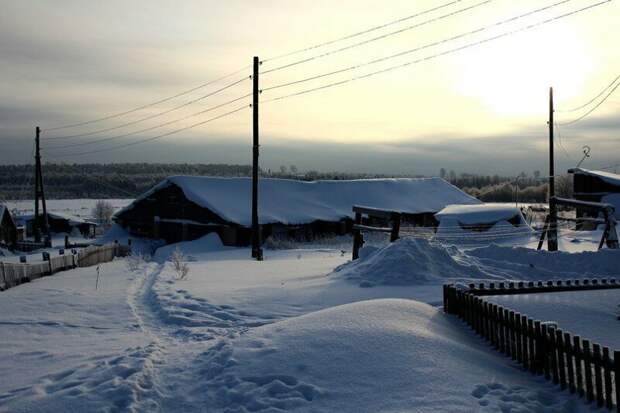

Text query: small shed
(434, 204), (532, 241)
(568, 168), (620, 228)
(0, 205), (18, 247)
(115, 176), (481, 246)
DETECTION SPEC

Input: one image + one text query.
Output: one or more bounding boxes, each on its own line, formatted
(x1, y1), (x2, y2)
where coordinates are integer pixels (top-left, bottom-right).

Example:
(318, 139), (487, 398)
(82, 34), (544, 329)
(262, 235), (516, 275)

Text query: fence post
(549, 327), (559, 384)
(390, 212), (401, 242)
(527, 318), (535, 373)
(565, 332), (575, 394)
(603, 347), (613, 410)
(0, 261), (6, 290)
(594, 343), (604, 407)
(516, 313), (523, 365)
(352, 212), (363, 260)
(614, 351), (620, 413)
(556, 330), (567, 390)
(574, 336), (584, 398)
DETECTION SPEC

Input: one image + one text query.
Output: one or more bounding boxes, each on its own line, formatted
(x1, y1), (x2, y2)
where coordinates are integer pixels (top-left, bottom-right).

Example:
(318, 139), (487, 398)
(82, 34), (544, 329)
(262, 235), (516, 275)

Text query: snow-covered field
(4, 199), (134, 218)
(1, 227), (618, 412)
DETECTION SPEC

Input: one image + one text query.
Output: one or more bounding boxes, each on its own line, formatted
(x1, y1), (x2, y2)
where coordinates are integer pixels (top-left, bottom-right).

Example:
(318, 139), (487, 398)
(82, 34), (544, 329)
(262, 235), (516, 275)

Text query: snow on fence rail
(0, 242), (131, 291)
(444, 280), (620, 411)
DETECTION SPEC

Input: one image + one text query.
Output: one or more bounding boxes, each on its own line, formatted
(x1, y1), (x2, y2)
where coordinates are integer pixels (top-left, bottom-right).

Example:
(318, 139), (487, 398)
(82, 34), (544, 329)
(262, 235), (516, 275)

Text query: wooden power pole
(547, 88), (558, 251)
(34, 126), (50, 244)
(251, 56), (263, 260)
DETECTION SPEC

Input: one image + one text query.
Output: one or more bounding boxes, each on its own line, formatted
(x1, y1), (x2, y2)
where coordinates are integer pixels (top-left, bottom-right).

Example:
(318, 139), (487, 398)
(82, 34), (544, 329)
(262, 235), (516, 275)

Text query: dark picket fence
(444, 280), (620, 411)
(0, 242), (131, 291)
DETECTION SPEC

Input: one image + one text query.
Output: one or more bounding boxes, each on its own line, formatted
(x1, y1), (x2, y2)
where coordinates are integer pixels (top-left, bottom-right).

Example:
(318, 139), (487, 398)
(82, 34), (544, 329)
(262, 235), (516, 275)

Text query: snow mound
(154, 233), (228, 262)
(333, 238), (492, 287)
(193, 299), (578, 412)
(468, 244), (620, 279)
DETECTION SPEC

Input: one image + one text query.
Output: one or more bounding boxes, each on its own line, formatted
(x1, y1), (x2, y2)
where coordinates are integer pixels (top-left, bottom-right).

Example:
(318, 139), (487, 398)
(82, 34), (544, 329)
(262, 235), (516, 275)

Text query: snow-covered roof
(569, 168), (620, 186)
(435, 204), (524, 225)
(16, 211), (92, 226)
(120, 176), (481, 227)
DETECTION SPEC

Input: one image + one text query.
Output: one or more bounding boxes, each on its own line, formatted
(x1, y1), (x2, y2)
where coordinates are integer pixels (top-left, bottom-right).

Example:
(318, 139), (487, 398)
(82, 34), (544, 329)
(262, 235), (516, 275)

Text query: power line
(42, 65), (251, 132)
(44, 76), (250, 141)
(45, 93), (252, 150)
(557, 73), (620, 113)
(261, 0), (466, 64)
(558, 80), (620, 126)
(262, 0), (576, 93)
(263, 1), (609, 104)
(50, 105), (250, 158)
(554, 121), (576, 162)
(261, 0), (496, 75)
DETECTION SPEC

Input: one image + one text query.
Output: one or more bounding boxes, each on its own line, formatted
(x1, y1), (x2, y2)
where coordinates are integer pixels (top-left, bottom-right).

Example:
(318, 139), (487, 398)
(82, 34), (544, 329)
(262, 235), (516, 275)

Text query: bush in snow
(170, 247), (190, 280)
(125, 252), (150, 271)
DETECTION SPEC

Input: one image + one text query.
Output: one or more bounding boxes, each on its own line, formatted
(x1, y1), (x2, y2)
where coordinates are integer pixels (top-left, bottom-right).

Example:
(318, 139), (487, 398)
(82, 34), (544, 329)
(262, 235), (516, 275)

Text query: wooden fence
(444, 280), (620, 411)
(0, 242), (131, 291)
(352, 205), (401, 260)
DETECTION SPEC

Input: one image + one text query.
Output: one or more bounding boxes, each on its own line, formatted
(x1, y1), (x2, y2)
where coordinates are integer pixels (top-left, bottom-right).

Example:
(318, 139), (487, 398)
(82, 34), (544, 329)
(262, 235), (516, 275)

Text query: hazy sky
(1, 0), (619, 176)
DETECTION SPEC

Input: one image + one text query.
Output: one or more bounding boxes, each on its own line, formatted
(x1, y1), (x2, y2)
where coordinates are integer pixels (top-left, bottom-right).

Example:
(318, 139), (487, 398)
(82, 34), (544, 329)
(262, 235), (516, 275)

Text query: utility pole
(34, 126), (50, 244)
(251, 56), (263, 261)
(547, 88), (558, 251)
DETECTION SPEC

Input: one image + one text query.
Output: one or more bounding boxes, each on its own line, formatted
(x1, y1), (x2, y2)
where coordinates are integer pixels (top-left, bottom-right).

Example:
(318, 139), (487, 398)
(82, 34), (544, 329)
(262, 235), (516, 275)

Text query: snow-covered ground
(1, 227), (618, 412)
(488, 289), (620, 350)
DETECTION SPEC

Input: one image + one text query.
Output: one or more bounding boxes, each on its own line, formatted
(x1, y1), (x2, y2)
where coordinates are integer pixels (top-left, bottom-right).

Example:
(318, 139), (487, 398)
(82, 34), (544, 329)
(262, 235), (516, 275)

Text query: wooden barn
(0, 205), (18, 248)
(114, 176), (481, 246)
(17, 212), (97, 238)
(568, 168), (620, 228)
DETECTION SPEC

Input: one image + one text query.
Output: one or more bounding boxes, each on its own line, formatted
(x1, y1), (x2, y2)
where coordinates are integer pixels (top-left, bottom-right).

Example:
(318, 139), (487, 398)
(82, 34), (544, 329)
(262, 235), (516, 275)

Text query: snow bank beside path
(154, 233), (229, 262)
(334, 238), (494, 287)
(194, 299), (583, 412)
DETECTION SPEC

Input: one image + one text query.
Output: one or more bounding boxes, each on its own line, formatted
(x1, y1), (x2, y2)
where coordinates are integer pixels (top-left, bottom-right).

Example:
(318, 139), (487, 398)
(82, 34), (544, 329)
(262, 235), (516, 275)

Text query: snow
(119, 176), (481, 227)
(570, 167), (620, 187)
(196, 299), (583, 413)
(333, 238), (495, 287)
(488, 289), (620, 350)
(435, 203), (527, 225)
(2, 200), (617, 411)
(5, 199), (133, 219)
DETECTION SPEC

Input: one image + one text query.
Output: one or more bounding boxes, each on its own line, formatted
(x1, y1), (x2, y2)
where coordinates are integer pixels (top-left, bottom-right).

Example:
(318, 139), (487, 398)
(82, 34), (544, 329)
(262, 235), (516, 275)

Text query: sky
(0, 0), (619, 176)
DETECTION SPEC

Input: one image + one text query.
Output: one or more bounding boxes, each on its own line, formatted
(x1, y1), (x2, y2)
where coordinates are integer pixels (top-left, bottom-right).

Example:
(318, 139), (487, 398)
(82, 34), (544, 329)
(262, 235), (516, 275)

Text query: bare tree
(92, 200), (115, 226)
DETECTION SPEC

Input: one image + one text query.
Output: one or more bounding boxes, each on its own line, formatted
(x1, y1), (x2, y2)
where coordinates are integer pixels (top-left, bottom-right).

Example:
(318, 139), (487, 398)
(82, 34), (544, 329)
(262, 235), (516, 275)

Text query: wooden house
(17, 212), (98, 238)
(114, 176), (481, 246)
(0, 205), (18, 248)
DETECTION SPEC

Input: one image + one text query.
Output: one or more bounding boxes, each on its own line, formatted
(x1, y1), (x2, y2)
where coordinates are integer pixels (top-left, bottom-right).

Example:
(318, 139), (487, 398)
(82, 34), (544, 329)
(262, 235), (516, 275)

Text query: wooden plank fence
(0, 242), (131, 291)
(444, 279), (620, 411)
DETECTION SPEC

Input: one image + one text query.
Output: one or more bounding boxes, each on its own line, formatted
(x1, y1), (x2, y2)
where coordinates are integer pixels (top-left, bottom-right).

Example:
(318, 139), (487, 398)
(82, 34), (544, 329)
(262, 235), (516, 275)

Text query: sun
(452, 23), (594, 118)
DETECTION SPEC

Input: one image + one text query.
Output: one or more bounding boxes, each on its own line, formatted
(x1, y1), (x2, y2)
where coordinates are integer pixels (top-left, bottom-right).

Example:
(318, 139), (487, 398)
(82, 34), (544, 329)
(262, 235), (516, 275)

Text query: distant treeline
(0, 163), (570, 202)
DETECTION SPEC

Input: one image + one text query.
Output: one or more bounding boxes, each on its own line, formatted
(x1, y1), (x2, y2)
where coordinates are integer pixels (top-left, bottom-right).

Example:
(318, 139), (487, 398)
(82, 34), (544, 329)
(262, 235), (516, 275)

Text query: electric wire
(261, 0), (466, 64)
(42, 65), (251, 132)
(261, 0), (497, 75)
(45, 93), (252, 150)
(50, 105), (250, 158)
(262, 1), (609, 104)
(557, 73), (620, 113)
(44, 76), (250, 142)
(554, 121), (575, 162)
(558, 79), (620, 126)
(262, 0), (577, 93)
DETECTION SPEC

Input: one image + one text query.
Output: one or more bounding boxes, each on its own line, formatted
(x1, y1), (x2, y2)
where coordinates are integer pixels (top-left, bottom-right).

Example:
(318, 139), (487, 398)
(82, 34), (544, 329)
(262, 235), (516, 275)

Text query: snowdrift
(468, 244), (620, 278)
(154, 233), (228, 262)
(197, 299), (578, 412)
(333, 238), (492, 287)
